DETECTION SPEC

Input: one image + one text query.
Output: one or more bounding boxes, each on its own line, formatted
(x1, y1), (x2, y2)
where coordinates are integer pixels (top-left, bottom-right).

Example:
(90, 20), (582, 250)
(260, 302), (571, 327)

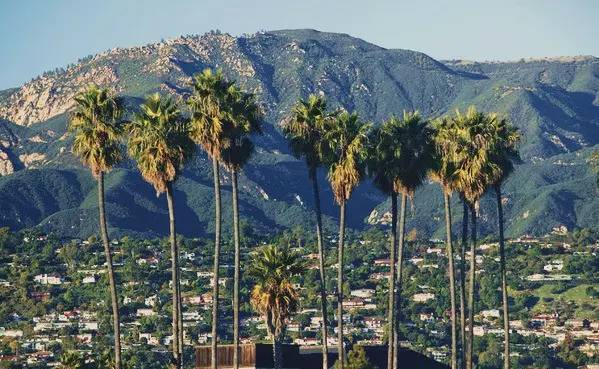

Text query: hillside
(0, 29), (597, 238)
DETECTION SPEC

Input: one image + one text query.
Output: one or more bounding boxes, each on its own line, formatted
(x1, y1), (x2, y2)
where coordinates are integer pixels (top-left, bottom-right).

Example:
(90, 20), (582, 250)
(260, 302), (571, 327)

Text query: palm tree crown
(281, 94), (332, 172)
(127, 93), (195, 193)
(69, 84), (123, 176)
(219, 86), (263, 171)
(369, 111), (435, 196)
(187, 68), (236, 159)
(325, 111), (371, 204)
(248, 244), (304, 338)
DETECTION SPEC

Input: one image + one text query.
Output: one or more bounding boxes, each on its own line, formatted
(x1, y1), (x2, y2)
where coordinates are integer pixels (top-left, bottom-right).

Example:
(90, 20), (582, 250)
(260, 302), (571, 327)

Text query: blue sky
(1, 0), (598, 89)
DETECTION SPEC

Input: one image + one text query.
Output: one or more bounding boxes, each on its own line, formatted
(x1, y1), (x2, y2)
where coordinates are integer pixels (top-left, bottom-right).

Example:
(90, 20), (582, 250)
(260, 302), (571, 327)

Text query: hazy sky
(1, 0), (598, 89)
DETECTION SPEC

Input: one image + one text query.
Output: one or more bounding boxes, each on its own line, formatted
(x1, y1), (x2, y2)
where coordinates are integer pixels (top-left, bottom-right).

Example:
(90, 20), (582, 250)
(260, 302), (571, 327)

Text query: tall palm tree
(281, 94), (334, 369)
(324, 111), (370, 369)
(187, 68), (236, 369)
(431, 115), (463, 369)
(459, 196), (468, 369)
(486, 117), (520, 369)
(452, 107), (496, 369)
(219, 85), (263, 369)
(126, 93), (195, 369)
(368, 112), (434, 369)
(248, 244), (305, 369)
(69, 84), (124, 369)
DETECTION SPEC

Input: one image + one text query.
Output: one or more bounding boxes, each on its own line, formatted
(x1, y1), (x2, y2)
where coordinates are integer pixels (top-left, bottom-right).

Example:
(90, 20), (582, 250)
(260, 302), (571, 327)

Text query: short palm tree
(219, 85), (262, 369)
(431, 115), (463, 369)
(368, 112), (434, 369)
(486, 116), (520, 369)
(126, 93), (195, 369)
(69, 84), (123, 369)
(248, 244), (304, 369)
(187, 68), (235, 369)
(281, 94), (333, 369)
(324, 111), (370, 369)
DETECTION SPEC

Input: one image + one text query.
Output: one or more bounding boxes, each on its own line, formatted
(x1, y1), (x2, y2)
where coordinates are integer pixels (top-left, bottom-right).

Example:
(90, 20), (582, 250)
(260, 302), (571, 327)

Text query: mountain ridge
(0, 29), (597, 238)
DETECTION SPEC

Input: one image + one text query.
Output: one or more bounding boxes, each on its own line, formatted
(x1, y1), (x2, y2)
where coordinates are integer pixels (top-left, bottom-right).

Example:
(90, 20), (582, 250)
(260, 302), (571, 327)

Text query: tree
(431, 115), (463, 369)
(486, 115), (520, 369)
(59, 351), (85, 369)
(69, 84), (124, 369)
(590, 150), (599, 189)
(368, 112), (434, 369)
(187, 68), (235, 369)
(334, 345), (376, 369)
(219, 85), (263, 369)
(325, 111), (370, 369)
(248, 244), (304, 369)
(281, 94), (334, 369)
(126, 93), (195, 369)
(451, 107), (497, 369)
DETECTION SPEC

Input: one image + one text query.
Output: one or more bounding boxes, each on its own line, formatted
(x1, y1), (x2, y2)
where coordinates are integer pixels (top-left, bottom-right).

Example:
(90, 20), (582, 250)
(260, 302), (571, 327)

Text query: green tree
(452, 107), (497, 369)
(368, 112), (435, 369)
(187, 68), (235, 369)
(59, 351), (85, 369)
(69, 84), (124, 369)
(126, 93), (195, 369)
(281, 94), (334, 369)
(431, 115), (463, 369)
(334, 345), (376, 369)
(485, 115), (520, 369)
(219, 85), (262, 369)
(325, 111), (370, 369)
(590, 150), (599, 189)
(248, 244), (304, 369)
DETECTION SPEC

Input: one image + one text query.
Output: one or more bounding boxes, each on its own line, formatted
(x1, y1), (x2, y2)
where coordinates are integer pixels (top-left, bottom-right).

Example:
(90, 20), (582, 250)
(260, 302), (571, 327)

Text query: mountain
(0, 29), (597, 239)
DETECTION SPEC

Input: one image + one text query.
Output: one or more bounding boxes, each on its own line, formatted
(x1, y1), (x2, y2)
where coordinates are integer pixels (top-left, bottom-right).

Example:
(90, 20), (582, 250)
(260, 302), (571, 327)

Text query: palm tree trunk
(337, 201), (346, 369)
(211, 157), (222, 369)
(166, 182), (181, 369)
(466, 204), (477, 369)
(273, 334), (283, 369)
(310, 167), (329, 369)
(444, 192), (457, 369)
(495, 185), (510, 369)
(97, 172), (122, 369)
(232, 169), (241, 369)
(393, 193), (407, 369)
(387, 193), (398, 369)
(177, 239), (184, 363)
(459, 198), (468, 369)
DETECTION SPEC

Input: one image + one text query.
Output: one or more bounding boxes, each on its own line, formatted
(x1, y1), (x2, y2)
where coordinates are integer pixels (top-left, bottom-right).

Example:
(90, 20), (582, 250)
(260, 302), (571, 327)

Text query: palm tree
(459, 196), (468, 369)
(69, 84), (124, 369)
(126, 93), (195, 369)
(431, 115), (463, 369)
(248, 244), (305, 369)
(325, 111), (370, 369)
(452, 107), (497, 369)
(367, 112), (434, 369)
(219, 85), (262, 369)
(486, 117), (520, 369)
(187, 68), (235, 369)
(281, 94), (334, 369)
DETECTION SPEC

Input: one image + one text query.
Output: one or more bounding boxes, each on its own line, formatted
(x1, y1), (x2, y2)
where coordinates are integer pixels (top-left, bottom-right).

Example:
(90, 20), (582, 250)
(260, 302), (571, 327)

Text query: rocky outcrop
(0, 149), (14, 176)
(0, 65), (118, 126)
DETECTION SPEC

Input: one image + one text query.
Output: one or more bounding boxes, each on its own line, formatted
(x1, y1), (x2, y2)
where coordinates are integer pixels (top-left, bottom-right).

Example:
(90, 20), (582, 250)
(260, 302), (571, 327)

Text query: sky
(1, 0), (598, 89)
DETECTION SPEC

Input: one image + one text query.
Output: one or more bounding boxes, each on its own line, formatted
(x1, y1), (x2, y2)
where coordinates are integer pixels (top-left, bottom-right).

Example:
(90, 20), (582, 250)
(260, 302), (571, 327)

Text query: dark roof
(196, 344), (449, 369)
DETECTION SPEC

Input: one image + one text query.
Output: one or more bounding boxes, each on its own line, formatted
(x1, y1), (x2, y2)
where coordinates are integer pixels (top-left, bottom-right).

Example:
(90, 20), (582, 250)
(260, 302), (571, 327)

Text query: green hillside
(0, 29), (597, 238)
